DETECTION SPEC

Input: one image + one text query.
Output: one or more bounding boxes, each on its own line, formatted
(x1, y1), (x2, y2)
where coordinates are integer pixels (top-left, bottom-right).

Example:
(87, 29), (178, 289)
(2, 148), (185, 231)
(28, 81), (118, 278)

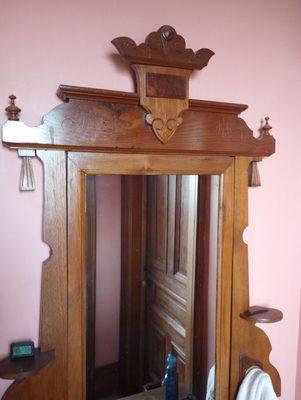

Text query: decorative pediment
(112, 26), (214, 143)
(111, 25), (214, 70)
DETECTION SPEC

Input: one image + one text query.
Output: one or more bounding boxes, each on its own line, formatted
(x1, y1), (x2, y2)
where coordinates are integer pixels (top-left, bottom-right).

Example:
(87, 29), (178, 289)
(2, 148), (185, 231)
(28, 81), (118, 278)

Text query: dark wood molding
(57, 84), (248, 115)
(57, 85), (138, 105)
(119, 176), (146, 395)
(193, 176), (211, 399)
(85, 176), (97, 400)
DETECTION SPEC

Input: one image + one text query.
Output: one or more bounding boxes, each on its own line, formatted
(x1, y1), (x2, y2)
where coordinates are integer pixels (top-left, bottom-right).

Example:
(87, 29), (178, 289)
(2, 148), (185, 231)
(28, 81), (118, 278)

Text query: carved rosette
(112, 25), (214, 143)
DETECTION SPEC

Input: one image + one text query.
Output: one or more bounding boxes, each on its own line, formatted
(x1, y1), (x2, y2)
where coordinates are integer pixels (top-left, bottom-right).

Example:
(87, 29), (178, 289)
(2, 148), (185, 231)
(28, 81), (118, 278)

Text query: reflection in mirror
(85, 175), (220, 400)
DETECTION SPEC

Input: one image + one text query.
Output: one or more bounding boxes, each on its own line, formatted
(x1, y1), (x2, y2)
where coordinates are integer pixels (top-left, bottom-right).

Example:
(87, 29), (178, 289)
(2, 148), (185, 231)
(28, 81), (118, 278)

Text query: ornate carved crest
(112, 25), (214, 143)
(111, 25), (214, 70)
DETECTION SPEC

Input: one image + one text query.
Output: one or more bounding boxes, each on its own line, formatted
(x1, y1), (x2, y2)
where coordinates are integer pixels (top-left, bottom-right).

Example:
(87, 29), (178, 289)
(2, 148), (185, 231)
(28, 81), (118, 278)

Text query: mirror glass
(85, 174), (220, 400)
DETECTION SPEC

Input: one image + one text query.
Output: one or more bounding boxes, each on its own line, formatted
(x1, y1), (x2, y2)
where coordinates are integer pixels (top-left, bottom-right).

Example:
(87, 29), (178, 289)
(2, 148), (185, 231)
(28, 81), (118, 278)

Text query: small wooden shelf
(241, 306), (283, 323)
(0, 348), (55, 380)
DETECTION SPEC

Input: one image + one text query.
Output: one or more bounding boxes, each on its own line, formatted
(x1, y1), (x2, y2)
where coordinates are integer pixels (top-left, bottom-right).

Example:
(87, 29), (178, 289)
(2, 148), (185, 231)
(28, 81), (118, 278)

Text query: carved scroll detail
(133, 65), (191, 143)
(145, 113), (183, 143)
(112, 25), (214, 70)
(18, 149), (36, 191)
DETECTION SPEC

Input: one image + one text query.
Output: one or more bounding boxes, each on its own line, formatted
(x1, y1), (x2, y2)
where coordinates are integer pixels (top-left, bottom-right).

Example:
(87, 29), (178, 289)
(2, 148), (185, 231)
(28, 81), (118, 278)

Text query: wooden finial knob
(6, 94), (21, 121)
(159, 25), (176, 41)
(262, 116), (272, 135)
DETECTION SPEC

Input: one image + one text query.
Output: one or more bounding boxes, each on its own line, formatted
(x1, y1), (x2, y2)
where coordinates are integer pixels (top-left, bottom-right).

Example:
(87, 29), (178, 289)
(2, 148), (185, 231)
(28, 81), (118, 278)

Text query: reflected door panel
(145, 175), (198, 391)
(85, 174), (219, 400)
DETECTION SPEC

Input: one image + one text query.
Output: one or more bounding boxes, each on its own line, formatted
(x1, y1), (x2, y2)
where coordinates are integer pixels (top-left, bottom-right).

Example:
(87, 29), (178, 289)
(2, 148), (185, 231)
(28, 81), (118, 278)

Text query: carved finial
(6, 95), (21, 121)
(262, 116), (272, 135)
(159, 25), (176, 41)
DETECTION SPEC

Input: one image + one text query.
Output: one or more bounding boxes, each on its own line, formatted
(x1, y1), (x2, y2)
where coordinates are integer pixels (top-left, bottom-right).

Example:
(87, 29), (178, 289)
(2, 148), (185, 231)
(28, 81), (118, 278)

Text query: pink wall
(0, 0), (301, 399)
(95, 175), (121, 368)
(296, 294), (301, 398)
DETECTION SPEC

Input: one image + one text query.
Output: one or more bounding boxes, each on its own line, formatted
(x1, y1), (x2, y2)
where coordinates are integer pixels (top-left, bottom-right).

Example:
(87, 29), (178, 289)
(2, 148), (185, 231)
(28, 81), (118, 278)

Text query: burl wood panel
(146, 73), (186, 99)
(3, 151), (68, 400)
(2, 87), (275, 157)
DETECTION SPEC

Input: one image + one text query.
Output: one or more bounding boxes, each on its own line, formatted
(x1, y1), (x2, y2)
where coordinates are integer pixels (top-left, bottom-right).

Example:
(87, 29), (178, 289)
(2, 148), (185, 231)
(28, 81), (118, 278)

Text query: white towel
(236, 367), (277, 400)
(206, 365), (215, 400)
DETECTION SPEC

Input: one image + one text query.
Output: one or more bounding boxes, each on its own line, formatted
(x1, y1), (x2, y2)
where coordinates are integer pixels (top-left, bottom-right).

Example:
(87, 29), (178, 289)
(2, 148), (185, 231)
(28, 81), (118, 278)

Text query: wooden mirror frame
(1, 25), (282, 400)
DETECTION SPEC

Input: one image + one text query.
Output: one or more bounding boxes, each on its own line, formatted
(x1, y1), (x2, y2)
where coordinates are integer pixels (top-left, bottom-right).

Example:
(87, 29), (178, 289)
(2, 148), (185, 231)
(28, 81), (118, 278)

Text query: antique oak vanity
(0, 25), (282, 400)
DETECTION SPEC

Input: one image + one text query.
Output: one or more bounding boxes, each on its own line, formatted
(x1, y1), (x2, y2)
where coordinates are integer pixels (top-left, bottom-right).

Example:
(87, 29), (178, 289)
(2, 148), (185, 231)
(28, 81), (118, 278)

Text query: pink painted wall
(296, 294), (301, 398)
(0, 0), (301, 399)
(95, 175), (121, 368)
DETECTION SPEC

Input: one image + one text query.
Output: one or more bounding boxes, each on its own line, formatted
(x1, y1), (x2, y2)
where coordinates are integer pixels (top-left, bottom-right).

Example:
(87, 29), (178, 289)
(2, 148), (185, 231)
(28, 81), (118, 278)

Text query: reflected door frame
(67, 152), (235, 400)
(118, 174), (211, 399)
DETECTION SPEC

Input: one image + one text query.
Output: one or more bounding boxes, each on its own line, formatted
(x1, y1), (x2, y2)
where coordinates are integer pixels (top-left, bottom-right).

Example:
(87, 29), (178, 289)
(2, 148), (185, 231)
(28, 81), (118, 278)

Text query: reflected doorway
(85, 175), (219, 400)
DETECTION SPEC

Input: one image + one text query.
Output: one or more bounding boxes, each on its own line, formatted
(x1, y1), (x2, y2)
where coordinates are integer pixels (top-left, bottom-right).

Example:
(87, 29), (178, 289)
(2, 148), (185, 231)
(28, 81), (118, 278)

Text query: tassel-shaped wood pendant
(248, 117), (272, 188)
(18, 149), (36, 191)
(248, 160), (261, 187)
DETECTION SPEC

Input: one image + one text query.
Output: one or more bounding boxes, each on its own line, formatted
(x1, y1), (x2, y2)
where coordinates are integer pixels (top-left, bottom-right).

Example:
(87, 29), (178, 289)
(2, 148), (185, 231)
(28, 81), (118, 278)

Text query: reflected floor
(96, 394), (122, 400)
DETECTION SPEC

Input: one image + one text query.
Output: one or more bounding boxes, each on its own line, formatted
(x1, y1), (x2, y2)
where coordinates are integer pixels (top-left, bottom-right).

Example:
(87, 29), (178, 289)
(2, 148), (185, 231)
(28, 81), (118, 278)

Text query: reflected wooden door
(145, 175), (198, 391)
